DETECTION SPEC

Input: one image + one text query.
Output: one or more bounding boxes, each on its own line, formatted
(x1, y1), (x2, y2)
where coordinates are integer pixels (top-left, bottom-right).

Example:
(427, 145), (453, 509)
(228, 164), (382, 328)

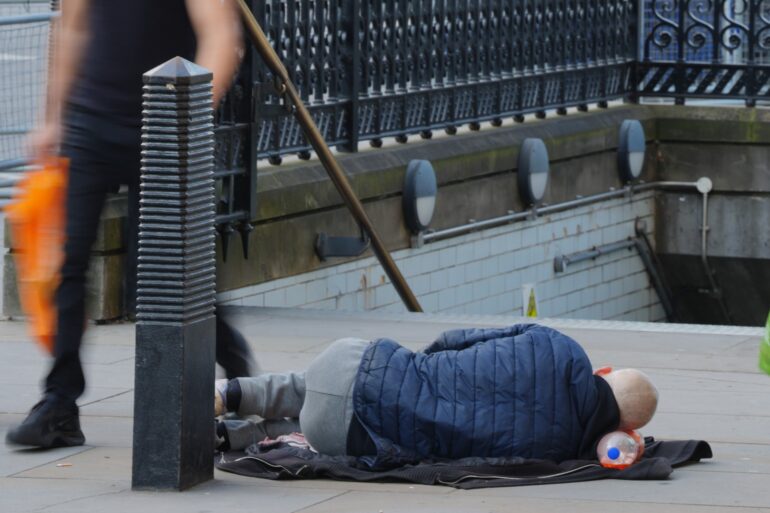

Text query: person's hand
(215, 379), (228, 416)
(26, 122), (61, 161)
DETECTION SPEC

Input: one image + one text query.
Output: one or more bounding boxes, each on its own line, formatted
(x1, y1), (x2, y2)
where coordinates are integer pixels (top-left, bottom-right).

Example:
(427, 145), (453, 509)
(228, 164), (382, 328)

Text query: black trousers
(44, 107), (252, 404)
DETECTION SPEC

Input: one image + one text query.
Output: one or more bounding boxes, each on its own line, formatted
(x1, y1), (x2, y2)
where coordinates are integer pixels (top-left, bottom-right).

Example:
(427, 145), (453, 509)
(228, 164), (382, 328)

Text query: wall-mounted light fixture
(618, 120), (646, 183)
(517, 138), (550, 207)
(403, 159), (437, 234)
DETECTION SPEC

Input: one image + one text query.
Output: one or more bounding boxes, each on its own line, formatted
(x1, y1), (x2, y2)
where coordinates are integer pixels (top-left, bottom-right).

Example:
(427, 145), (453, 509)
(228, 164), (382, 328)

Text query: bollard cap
(144, 56), (213, 85)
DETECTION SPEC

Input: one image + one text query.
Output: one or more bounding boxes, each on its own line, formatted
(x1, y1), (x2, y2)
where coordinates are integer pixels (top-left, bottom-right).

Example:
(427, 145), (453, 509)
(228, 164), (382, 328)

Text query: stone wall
(652, 106), (770, 325)
(215, 106), (658, 293)
(3, 194), (126, 320)
(3, 105), (665, 322)
(9, 104), (769, 324)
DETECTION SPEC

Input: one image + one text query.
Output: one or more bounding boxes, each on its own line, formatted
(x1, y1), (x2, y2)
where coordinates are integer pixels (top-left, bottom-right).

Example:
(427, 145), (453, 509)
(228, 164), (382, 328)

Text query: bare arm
(185, 0), (243, 106)
(48, 0), (90, 123)
(29, 0), (91, 158)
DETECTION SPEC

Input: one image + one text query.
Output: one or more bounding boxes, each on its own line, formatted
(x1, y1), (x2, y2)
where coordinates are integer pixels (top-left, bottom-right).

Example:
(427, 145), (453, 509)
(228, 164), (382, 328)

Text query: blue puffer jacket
(352, 324), (599, 466)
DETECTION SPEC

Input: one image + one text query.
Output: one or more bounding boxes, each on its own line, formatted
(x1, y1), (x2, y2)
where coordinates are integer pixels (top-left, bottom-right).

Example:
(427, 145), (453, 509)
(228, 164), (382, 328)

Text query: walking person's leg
(124, 177), (254, 379)
(6, 112), (117, 448)
(215, 313), (256, 379)
(44, 152), (109, 405)
(123, 179), (139, 319)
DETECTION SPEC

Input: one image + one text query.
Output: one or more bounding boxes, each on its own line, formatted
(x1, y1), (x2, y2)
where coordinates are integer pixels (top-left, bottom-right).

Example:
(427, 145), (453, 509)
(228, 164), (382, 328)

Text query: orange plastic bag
(5, 158), (68, 354)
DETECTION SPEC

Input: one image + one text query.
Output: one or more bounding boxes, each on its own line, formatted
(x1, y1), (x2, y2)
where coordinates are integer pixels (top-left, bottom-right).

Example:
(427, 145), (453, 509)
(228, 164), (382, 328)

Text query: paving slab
(0, 478), (128, 513)
(73, 416), (134, 450)
(0, 424), (89, 477)
(286, 490), (770, 513)
(0, 306), (768, 513)
(66, 486), (344, 513)
(78, 389), (133, 418)
(687, 442), (770, 475)
(653, 388), (769, 416)
(470, 470), (770, 509)
(14, 447), (133, 481)
(644, 412), (768, 444)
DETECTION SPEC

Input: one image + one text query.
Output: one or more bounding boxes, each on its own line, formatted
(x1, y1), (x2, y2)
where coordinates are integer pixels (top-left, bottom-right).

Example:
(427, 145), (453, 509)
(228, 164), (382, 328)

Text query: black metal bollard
(132, 57), (217, 490)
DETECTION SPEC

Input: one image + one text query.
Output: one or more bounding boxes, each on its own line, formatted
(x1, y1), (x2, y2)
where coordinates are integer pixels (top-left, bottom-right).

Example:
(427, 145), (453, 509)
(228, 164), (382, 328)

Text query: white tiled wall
(218, 192), (665, 322)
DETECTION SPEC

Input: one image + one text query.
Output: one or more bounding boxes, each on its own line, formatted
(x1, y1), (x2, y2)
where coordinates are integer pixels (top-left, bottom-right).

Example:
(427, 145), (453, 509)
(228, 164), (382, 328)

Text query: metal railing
(0, 11), (55, 163)
(4, 1), (770, 244)
(221, 0), (770, 166)
(418, 180), (710, 244)
(7, 2), (770, 168)
(241, 0), (638, 162)
(0, 8), (259, 260)
(637, 0), (770, 105)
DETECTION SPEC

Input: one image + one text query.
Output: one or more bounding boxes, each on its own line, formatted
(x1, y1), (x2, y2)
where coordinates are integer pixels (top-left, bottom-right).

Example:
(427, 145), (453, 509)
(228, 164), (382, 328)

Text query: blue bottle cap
(607, 447), (621, 460)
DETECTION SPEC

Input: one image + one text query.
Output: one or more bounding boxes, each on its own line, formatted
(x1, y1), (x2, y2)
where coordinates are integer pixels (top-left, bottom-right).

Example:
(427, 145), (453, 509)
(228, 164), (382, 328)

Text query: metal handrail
(0, 158), (29, 172)
(0, 12), (57, 26)
(420, 177), (730, 322)
(0, 176), (23, 188)
(236, 0), (423, 312)
(421, 180), (707, 244)
(553, 219), (678, 322)
(553, 239), (637, 274)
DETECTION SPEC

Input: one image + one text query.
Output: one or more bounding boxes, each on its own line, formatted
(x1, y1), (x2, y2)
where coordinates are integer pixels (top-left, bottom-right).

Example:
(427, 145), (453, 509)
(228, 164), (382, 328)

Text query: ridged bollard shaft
(132, 57), (217, 490)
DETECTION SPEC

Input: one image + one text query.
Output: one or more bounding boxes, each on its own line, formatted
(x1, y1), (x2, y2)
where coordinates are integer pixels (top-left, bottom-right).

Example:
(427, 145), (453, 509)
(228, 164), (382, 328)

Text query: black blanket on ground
(214, 438), (713, 489)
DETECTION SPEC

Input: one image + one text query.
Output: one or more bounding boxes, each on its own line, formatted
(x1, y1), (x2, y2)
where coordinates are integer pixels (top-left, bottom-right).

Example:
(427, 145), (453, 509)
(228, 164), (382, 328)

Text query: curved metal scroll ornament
(754, 0), (770, 54)
(718, 0), (749, 55)
(646, 0), (679, 60)
(683, 0), (714, 59)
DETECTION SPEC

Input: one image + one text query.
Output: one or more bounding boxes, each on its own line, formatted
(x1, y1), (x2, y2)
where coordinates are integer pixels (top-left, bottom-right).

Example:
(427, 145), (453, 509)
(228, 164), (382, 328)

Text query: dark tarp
(215, 437), (712, 489)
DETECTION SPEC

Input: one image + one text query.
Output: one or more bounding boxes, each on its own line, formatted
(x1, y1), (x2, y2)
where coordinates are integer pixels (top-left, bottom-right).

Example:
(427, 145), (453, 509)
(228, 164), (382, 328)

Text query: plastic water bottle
(597, 430), (644, 469)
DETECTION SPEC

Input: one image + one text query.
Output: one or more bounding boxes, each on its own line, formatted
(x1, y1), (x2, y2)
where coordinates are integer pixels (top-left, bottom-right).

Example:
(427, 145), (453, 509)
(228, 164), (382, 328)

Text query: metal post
(338, 0), (360, 152)
(132, 57), (217, 490)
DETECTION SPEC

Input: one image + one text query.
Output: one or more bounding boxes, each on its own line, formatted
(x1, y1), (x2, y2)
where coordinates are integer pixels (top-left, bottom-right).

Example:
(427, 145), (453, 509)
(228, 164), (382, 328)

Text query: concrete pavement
(1, 307), (769, 512)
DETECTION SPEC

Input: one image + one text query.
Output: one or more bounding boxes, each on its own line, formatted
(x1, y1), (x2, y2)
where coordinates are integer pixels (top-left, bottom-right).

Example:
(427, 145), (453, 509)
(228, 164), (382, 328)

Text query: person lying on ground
(214, 324), (658, 466)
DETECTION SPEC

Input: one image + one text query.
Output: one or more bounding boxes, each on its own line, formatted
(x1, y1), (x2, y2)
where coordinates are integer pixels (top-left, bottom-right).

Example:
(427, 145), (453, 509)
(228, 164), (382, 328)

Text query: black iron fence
(4, 1), (770, 244)
(247, 0), (638, 162)
(215, 0), (640, 240)
(213, 54), (257, 258)
(221, 0), (770, 165)
(638, 0), (770, 105)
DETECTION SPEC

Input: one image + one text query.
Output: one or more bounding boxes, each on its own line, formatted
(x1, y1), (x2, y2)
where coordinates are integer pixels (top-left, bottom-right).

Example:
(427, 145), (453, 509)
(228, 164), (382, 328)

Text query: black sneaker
(5, 397), (85, 449)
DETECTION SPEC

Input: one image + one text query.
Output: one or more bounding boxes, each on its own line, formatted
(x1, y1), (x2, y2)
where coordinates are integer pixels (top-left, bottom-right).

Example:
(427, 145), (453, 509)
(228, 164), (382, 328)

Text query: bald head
(601, 369), (658, 430)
